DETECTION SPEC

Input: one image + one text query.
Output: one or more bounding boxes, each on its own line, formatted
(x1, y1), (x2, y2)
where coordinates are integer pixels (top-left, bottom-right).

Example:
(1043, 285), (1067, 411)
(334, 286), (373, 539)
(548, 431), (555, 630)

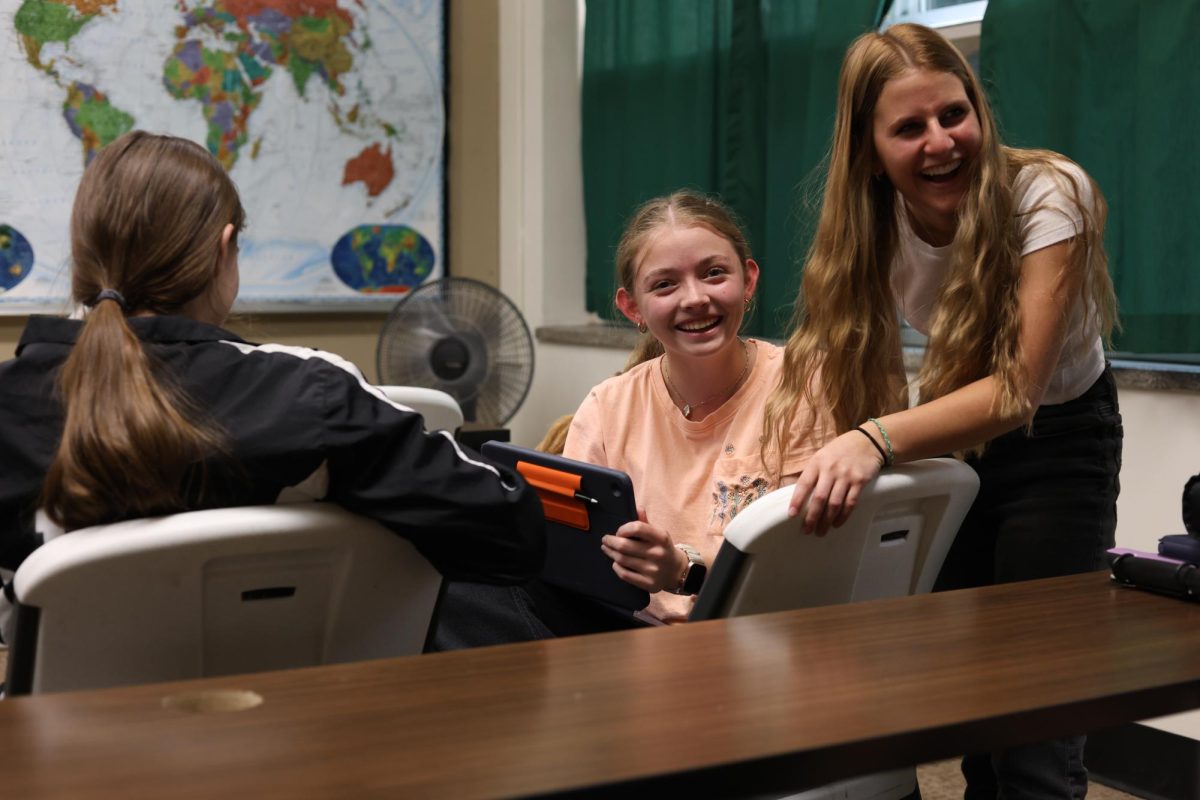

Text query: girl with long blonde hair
(765, 23), (1121, 798)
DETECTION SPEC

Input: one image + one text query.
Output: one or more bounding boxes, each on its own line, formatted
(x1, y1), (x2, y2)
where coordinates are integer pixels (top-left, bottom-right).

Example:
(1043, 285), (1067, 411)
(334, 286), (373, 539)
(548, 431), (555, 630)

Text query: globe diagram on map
(331, 224), (433, 293)
(0, 226), (35, 291)
(1, 0), (443, 309)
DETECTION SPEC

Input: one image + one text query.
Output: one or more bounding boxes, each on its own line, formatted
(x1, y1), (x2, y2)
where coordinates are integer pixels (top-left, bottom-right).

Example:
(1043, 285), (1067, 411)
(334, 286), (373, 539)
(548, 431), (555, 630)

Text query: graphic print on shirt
(711, 474), (771, 529)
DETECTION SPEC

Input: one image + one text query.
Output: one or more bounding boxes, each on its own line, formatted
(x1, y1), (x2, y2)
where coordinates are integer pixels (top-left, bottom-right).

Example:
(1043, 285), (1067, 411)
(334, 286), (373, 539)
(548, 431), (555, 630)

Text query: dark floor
(917, 759), (1138, 799)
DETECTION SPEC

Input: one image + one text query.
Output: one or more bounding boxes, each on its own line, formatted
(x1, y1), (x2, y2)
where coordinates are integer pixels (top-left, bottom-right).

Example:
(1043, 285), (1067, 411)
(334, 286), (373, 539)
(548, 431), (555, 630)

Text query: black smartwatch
(671, 544), (707, 595)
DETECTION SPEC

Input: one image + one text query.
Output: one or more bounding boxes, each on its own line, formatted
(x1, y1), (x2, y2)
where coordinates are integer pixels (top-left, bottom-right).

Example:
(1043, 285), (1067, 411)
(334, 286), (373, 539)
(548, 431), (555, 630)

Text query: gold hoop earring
(637, 322), (647, 334)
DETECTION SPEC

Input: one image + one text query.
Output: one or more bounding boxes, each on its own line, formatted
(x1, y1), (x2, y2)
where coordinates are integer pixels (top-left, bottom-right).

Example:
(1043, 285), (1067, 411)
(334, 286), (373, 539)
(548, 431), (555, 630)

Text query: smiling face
(615, 223), (758, 361)
(872, 68), (982, 245)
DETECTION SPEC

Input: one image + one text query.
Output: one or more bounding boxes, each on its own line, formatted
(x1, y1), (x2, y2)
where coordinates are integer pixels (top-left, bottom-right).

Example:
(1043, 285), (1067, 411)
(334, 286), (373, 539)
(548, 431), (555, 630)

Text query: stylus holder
(516, 461), (591, 530)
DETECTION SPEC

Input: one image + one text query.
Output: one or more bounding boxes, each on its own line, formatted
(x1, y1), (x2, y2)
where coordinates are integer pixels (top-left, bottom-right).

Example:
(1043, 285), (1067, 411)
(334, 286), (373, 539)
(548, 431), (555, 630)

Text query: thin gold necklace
(661, 339), (750, 419)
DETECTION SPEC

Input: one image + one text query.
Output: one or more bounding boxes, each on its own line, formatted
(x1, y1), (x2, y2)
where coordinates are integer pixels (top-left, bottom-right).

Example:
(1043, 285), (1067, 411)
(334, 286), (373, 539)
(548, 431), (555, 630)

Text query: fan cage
(377, 278), (534, 426)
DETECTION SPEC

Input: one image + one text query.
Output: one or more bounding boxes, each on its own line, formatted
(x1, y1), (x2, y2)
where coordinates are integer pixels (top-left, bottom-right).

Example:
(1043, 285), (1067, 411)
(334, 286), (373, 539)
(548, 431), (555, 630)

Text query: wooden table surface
(2, 571), (1199, 799)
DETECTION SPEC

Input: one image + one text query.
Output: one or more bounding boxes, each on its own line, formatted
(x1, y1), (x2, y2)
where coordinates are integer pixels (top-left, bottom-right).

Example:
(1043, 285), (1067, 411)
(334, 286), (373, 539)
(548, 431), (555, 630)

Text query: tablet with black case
(481, 442), (650, 613)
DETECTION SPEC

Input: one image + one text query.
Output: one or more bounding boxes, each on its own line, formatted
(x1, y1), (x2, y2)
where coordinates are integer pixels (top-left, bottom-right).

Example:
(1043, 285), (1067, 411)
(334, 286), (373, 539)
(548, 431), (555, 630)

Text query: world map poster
(0, 0), (445, 312)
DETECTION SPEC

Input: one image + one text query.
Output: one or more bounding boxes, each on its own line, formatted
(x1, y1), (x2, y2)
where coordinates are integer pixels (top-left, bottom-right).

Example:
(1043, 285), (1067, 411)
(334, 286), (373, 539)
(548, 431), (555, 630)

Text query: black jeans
(430, 578), (644, 651)
(935, 367), (1123, 800)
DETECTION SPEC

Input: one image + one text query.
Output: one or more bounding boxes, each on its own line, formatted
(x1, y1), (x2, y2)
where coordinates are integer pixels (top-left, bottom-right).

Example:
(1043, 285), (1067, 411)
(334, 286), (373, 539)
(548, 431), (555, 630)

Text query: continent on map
(172, 0), (363, 168)
(343, 143), (395, 198)
(14, 0), (113, 68)
(0, 226), (36, 293)
(278, 7), (354, 95)
(331, 225), (434, 294)
(163, 39), (263, 168)
(15, 0), (132, 163)
(64, 81), (134, 163)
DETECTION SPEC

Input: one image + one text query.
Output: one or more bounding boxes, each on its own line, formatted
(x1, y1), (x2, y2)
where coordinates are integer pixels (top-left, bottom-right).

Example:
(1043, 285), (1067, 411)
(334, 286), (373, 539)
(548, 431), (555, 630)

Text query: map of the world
(0, 0), (444, 312)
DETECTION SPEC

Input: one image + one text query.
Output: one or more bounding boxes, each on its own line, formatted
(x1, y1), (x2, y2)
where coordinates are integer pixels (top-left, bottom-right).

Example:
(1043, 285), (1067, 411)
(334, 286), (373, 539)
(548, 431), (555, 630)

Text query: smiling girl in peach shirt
(564, 190), (828, 623)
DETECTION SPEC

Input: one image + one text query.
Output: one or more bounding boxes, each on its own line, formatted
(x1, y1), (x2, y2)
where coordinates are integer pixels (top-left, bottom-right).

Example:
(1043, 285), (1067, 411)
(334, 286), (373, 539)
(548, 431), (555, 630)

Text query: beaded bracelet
(865, 417), (895, 466)
(854, 427), (888, 466)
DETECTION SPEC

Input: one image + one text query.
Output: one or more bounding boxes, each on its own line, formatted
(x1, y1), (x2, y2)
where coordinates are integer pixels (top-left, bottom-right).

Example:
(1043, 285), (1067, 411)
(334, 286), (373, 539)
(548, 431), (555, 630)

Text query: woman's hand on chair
(788, 429), (884, 536)
(603, 509), (688, 593)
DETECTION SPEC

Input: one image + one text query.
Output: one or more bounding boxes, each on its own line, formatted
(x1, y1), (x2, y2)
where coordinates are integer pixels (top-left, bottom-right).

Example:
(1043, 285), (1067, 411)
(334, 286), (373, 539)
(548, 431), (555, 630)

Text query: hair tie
(854, 426), (888, 466)
(91, 289), (129, 312)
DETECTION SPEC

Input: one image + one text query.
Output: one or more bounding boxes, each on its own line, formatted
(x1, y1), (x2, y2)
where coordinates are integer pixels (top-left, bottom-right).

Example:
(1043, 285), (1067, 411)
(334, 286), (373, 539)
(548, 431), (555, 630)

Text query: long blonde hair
(42, 131), (245, 530)
(764, 23), (1116, 459)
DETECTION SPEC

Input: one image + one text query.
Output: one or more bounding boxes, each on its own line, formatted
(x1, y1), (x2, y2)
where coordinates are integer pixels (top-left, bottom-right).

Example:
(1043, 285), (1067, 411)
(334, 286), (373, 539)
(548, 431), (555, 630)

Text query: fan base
(456, 426), (511, 451)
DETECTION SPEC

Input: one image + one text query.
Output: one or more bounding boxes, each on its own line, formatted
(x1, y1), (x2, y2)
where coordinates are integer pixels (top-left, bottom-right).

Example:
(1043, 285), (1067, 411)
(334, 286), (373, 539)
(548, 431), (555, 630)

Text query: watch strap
(672, 544), (706, 595)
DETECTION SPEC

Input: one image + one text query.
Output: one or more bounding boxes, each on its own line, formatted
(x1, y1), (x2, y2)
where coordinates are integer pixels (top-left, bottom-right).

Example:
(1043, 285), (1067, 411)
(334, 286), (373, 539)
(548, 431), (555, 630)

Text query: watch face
(683, 563), (707, 595)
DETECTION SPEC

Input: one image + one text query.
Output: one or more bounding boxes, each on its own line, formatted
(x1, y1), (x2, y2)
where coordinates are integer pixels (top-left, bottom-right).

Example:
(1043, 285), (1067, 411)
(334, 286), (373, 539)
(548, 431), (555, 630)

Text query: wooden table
(2, 571), (1199, 799)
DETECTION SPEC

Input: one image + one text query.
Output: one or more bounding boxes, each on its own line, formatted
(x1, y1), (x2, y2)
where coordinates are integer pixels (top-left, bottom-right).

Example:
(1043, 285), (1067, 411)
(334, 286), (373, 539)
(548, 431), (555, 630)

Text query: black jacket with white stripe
(0, 315), (545, 584)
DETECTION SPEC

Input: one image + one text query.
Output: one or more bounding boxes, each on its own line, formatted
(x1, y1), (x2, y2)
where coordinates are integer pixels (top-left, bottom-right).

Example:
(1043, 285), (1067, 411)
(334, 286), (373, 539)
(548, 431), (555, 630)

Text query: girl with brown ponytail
(0, 131), (544, 609)
(765, 24), (1121, 798)
(42, 130), (244, 530)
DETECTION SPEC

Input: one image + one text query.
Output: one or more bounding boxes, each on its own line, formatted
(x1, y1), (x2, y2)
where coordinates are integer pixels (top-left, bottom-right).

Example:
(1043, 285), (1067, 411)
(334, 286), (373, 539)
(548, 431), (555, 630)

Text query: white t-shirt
(889, 160), (1105, 405)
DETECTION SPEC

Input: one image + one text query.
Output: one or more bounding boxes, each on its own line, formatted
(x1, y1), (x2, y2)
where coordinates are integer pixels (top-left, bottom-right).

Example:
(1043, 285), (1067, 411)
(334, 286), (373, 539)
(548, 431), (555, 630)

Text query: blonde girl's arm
(565, 393), (688, 591)
(560, 382), (690, 590)
(603, 509), (690, 593)
(790, 238), (1078, 534)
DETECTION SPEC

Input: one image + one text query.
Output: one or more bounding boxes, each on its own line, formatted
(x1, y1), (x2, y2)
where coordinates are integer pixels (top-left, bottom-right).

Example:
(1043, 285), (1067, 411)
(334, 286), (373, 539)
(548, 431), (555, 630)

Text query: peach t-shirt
(563, 340), (827, 623)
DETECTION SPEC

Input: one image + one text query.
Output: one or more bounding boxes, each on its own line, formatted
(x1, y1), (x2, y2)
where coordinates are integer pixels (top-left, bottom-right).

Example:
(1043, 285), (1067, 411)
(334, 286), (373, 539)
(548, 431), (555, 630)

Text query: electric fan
(376, 277), (534, 426)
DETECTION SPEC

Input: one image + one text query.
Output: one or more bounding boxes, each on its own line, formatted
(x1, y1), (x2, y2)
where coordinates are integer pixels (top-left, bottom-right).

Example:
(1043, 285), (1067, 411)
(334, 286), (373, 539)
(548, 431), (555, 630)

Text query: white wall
(497, 0), (1200, 741)
(496, 0), (589, 334)
(497, 0), (603, 447)
(511, 342), (628, 448)
(1114, 388), (1200, 551)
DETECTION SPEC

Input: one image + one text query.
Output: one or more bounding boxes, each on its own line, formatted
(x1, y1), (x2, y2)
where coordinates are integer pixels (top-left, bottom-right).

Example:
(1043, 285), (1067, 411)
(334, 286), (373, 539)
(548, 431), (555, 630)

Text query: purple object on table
(1107, 547), (1185, 565)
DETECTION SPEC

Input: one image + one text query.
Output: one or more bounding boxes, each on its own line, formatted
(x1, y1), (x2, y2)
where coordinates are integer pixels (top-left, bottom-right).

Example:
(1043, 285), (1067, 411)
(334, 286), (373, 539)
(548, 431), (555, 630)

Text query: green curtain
(581, 0), (883, 336)
(981, 0), (1200, 355)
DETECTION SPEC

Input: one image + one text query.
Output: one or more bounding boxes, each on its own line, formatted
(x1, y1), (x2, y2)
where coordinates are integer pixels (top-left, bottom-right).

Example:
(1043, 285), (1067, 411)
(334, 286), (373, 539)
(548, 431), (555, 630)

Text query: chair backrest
(377, 385), (464, 433)
(7, 503), (442, 695)
(688, 459), (977, 800)
(691, 458), (979, 621)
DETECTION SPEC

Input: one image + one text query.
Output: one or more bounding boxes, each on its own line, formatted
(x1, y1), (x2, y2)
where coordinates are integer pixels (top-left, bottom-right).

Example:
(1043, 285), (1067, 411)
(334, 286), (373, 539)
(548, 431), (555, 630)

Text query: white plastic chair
(377, 385), (463, 433)
(6, 503), (443, 695)
(690, 458), (980, 800)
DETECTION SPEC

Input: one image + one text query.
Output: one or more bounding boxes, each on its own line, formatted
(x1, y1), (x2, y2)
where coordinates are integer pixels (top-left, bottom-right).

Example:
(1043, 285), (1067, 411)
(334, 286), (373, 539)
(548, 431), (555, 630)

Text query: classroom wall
(0, 317), (20, 364)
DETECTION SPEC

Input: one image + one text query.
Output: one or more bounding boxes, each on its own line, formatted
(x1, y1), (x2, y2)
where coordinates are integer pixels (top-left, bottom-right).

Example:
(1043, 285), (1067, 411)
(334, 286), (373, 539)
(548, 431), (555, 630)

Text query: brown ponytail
(42, 131), (244, 530)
